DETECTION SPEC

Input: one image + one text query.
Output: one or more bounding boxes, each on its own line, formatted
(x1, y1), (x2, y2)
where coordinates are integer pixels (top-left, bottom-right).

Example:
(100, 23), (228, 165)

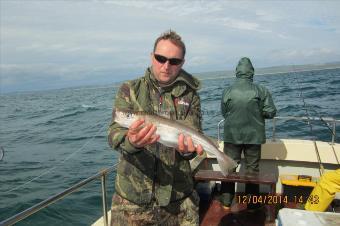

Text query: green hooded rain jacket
(221, 57), (276, 144)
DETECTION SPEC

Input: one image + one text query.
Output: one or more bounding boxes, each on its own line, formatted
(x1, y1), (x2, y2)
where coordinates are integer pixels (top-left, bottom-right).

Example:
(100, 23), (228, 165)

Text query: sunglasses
(154, 54), (183, 66)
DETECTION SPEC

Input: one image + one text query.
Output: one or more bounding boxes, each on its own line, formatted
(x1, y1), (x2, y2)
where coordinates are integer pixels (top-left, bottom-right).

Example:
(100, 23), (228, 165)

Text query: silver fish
(113, 109), (237, 176)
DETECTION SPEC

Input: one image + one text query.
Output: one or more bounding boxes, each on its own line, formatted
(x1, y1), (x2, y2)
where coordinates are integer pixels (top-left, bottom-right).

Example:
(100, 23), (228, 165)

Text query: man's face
(151, 39), (184, 85)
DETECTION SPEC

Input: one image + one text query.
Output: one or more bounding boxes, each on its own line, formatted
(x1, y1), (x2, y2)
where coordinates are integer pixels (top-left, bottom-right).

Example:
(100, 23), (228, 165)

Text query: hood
(146, 67), (201, 97)
(235, 57), (254, 80)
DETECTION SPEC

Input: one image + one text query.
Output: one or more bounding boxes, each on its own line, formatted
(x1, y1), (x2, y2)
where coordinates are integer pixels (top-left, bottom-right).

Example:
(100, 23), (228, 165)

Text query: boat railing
(217, 116), (340, 145)
(0, 164), (117, 226)
(2, 116), (339, 226)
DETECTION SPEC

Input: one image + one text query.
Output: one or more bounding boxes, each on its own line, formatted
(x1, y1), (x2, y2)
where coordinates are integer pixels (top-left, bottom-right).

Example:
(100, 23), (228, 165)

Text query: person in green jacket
(108, 30), (204, 226)
(220, 57), (277, 209)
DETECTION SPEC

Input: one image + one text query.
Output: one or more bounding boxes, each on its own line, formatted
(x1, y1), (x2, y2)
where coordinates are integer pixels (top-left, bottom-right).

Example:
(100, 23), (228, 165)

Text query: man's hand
(177, 134), (204, 156)
(126, 119), (160, 148)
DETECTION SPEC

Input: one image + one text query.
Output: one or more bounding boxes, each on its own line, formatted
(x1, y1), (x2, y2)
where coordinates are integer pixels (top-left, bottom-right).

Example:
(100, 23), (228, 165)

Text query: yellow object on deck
(305, 169), (340, 212)
(280, 174), (318, 187)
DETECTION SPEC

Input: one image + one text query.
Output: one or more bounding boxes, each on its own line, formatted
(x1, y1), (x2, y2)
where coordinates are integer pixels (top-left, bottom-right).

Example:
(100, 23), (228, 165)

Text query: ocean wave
(276, 87), (294, 95)
(81, 104), (98, 110)
(8, 164), (49, 172)
(299, 85), (316, 92)
(39, 120), (58, 126)
(278, 105), (301, 112)
(304, 90), (328, 99)
(0, 193), (18, 199)
(303, 77), (328, 84)
(83, 149), (98, 154)
(50, 105), (100, 121)
(36, 135), (106, 145)
(329, 79), (340, 85)
(6, 114), (17, 119)
(51, 110), (86, 120)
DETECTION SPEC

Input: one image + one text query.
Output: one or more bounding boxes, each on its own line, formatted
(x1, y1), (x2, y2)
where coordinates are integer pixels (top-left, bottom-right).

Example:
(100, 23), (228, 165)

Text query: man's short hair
(153, 30), (186, 58)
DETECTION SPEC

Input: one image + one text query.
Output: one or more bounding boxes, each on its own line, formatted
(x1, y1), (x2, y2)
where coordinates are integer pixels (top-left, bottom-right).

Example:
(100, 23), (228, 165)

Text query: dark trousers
(220, 142), (261, 208)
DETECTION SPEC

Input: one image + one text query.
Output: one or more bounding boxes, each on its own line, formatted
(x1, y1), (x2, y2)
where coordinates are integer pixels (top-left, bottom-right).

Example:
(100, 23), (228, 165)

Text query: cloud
(276, 34), (293, 40)
(220, 17), (265, 32)
(2, 26), (151, 53)
(109, 1), (270, 32)
(270, 48), (338, 61)
(107, 1), (223, 16)
(187, 56), (209, 67)
(255, 9), (282, 22)
(1, 0), (340, 92)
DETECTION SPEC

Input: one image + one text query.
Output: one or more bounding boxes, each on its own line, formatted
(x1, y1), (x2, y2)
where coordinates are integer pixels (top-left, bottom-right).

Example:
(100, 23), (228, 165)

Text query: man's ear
(180, 58), (185, 67)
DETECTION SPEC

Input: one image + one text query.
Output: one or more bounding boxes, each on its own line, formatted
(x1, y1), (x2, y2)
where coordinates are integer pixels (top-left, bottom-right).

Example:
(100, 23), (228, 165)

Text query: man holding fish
(108, 30), (236, 226)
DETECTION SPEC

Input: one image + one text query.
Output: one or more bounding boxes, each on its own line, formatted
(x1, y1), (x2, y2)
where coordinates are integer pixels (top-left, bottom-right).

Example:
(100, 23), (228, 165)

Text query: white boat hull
(199, 139), (340, 193)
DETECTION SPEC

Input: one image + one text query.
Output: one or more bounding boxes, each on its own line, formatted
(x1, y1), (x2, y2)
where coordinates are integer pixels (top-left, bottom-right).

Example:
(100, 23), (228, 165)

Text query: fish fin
(207, 136), (220, 149)
(112, 108), (116, 120)
(159, 140), (177, 148)
(216, 153), (238, 176)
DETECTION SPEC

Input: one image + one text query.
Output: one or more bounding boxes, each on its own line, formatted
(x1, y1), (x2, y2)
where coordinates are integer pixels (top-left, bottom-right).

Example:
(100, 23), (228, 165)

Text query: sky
(1, 0), (340, 93)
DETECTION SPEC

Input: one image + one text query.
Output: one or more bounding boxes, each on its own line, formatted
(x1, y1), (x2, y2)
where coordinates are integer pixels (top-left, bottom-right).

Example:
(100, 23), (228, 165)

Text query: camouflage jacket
(108, 67), (202, 206)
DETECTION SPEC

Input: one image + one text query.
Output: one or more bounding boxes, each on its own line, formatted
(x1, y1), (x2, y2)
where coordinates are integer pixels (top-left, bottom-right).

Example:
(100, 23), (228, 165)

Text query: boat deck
(199, 194), (302, 226)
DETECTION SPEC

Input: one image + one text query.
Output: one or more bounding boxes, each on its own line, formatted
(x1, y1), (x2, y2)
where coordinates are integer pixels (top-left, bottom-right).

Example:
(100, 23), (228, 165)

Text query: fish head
(113, 108), (138, 128)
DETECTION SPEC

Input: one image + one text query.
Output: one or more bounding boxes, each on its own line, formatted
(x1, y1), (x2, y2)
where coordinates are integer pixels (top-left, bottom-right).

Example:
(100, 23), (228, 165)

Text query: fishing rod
(292, 66), (326, 175)
(290, 68), (340, 168)
(308, 108), (339, 143)
(307, 108), (340, 165)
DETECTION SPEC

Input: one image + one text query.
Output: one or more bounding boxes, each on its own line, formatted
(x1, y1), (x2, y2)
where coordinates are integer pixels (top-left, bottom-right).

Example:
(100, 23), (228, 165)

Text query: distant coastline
(3, 62), (339, 94)
(194, 62), (340, 80)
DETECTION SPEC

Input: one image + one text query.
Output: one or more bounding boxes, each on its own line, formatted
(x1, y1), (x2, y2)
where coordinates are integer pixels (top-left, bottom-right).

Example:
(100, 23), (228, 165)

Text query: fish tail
(216, 153), (238, 176)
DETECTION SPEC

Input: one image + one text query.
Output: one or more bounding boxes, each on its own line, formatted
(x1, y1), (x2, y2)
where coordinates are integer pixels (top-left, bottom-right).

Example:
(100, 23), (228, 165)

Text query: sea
(1, 68), (340, 225)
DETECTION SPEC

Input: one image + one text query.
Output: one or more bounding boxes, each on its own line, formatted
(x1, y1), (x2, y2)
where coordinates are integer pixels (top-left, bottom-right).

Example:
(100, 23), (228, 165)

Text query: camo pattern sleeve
(177, 90), (202, 160)
(108, 82), (142, 154)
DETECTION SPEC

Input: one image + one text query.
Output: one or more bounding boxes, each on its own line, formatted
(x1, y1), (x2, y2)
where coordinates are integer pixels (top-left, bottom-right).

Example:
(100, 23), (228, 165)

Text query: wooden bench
(194, 170), (278, 222)
(194, 170), (277, 194)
